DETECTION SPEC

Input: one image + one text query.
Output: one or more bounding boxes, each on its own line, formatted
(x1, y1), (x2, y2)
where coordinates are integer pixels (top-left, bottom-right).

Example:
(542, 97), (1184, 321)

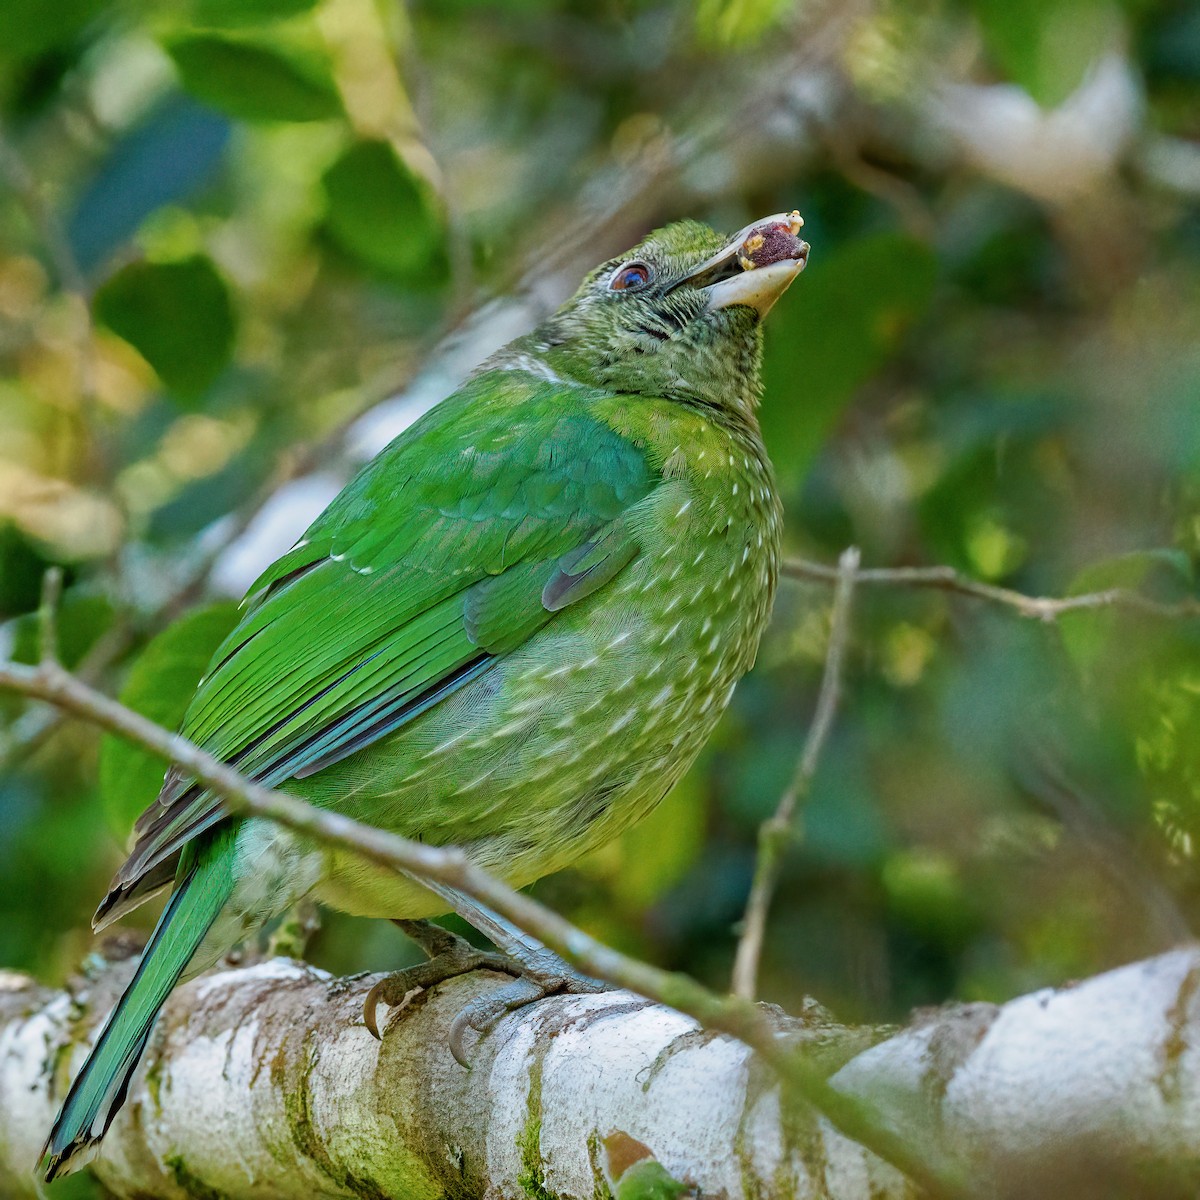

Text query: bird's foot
(366, 917), (609, 1064)
(445, 945), (608, 1067)
(362, 921), (518, 1039)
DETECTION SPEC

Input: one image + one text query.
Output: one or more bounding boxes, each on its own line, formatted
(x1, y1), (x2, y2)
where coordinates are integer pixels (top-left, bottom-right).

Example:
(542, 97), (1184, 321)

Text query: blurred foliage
(98, 600), (239, 834)
(2, 8), (1200, 1184)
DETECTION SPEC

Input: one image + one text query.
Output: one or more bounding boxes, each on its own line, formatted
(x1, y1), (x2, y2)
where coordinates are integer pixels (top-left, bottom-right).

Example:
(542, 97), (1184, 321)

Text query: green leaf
(0, 523), (52, 619)
(189, 0), (320, 27)
(10, 592), (114, 670)
(99, 603), (240, 837)
(0, 0), (105, 62)
(165, 32), (342, 122)
(322, 140), (449, 283)
(94, 256), (236, 402)
(1059, 549), (1194, 675)
(694, 0), (793, 47)
(968, 0), (1122, 107)
(615, 1161), (692, 1200)
(761, 231), (937, 487)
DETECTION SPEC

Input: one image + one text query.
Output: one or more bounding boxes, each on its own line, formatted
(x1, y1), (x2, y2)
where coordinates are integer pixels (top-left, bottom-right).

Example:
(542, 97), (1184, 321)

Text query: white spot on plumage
(608, 710), (637, 736)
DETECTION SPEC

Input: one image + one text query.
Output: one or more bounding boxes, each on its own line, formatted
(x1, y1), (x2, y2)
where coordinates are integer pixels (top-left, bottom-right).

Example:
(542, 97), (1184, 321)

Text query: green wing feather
(98, 372), (653, 924)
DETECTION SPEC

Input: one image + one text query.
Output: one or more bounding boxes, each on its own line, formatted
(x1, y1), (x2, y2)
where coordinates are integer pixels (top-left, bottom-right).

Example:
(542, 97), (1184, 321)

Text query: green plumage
(43, 214), (808, 1178)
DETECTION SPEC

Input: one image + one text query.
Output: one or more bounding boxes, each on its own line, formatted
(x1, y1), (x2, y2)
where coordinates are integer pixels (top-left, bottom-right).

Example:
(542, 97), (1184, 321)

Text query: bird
(41, 210), (809, 1179)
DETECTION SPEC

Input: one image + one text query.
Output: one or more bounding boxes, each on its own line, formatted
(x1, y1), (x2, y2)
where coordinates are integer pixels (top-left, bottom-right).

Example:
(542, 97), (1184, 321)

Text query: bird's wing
(97, 372), (654, 925)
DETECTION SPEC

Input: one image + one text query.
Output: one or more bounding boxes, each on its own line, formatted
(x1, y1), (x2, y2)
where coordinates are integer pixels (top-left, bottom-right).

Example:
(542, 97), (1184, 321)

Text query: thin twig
(783, 558), (1200, 622)
(732, 547), (861, 1001)
(0, 655), (962, 1199)
(36, 567), (64, 666)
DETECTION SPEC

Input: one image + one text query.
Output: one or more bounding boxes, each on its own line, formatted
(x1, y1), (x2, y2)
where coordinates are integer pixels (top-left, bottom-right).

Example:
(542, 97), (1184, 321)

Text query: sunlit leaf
(165, 31), (342, 122)
(99, 603), (240, 837)
(94, 255), (236, 402)
(694, 0), (793, 47)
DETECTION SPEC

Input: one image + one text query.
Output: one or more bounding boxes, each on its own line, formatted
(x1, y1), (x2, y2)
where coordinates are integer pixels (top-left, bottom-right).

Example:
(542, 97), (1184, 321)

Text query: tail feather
(41, 840), (234, 1181)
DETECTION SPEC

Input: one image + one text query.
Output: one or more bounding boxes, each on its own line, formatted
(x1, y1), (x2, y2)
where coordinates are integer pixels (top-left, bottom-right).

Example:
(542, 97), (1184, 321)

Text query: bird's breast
(313, 424), (783, 917)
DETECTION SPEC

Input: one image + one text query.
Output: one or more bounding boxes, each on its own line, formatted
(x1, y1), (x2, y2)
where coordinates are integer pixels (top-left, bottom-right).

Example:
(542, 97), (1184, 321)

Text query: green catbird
(42, 211), (809, 1179)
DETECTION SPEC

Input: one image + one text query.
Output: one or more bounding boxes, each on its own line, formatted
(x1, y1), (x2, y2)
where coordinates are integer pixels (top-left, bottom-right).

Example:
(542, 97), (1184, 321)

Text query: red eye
(610, 261), (653, 291)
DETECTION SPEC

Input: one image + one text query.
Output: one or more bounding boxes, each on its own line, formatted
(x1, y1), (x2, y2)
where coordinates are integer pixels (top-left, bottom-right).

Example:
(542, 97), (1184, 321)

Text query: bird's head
(522, 212), (809, 417)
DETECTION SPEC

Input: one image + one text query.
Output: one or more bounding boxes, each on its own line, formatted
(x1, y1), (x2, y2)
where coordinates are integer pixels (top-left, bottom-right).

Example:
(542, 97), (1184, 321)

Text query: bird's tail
(40, 839), (234, 1181)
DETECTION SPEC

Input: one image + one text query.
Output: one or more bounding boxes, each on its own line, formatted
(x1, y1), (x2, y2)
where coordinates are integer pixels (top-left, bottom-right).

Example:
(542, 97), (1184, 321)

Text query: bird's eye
(609, 261), (653, 292)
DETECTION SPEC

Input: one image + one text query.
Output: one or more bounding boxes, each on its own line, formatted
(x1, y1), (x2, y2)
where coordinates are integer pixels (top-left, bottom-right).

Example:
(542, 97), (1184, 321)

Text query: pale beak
(680, 211), (809, 318)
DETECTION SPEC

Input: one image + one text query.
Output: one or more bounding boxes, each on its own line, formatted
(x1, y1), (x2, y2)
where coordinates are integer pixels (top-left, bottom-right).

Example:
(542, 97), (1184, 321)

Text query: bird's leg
(364, 884), (609, 1062)
(418, 881), (609, 1066)
(361, 918), (519, 1039)
(392, 917), (468, 960)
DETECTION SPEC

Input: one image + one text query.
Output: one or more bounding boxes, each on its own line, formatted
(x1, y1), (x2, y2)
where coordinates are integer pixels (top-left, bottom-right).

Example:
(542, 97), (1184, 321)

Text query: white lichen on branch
(0, 951), (894, 1200)
(3, 948), (1200, 1198)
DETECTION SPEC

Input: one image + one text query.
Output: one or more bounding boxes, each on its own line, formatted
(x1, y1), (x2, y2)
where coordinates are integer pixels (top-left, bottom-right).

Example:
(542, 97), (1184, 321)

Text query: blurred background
(2, 0), (1200, 1150)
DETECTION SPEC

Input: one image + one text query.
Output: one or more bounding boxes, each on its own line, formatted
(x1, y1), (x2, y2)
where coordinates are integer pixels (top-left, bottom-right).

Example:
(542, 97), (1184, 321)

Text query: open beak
(679, 211), (809, 318)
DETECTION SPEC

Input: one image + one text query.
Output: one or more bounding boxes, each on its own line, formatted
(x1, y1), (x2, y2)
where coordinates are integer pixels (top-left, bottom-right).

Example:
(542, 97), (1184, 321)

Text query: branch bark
(2, 945), (1198, 1198)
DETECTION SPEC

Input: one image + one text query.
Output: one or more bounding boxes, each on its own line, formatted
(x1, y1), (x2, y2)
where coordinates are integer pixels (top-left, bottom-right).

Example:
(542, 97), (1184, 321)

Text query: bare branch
(783, 557), (1200, 621)
(0, 956), (896, 1200)
(0, 654), (962, 1198)
(7, 944), (1200, 1198)
(732, 546), (860, 1001)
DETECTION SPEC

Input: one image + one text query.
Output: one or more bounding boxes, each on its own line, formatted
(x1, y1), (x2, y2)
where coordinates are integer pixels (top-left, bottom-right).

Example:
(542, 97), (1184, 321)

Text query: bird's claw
(365, 921), (608, 1063)
(447, 956), (608, 1068)
(362, 934), (519, 1040)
